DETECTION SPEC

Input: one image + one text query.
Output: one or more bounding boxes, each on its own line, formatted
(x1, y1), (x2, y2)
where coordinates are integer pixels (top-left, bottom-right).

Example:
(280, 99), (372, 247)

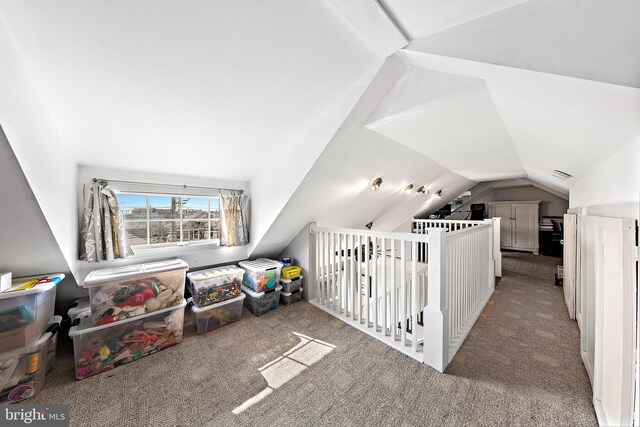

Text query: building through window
(116, 193), (220, 247)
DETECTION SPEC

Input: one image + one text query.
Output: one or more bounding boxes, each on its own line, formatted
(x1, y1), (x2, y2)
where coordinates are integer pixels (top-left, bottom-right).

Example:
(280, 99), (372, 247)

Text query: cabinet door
(492, 204), (512, 247)
(512, 204), (536, 249)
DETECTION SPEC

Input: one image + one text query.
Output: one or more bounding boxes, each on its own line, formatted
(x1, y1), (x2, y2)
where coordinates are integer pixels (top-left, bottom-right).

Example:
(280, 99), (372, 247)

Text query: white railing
(310, 220), (497, 372)
(413, 218), (502, 277)
(424, 225), (495, 371)
(311, 225), (428, 361)
(413, 219), (484, 233)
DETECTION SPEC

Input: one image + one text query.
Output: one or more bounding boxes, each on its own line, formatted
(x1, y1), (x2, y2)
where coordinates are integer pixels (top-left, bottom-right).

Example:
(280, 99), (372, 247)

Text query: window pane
(182, 197), (209, 220)
(149, 196), (179, 220)
(183, 220), (209, 242)
(124, 221), (148, 246)
(117, 194), (147, 221)
(150, 221), (180, 244)
(210, 198), (220, 220)
(210, 220), (220, 240)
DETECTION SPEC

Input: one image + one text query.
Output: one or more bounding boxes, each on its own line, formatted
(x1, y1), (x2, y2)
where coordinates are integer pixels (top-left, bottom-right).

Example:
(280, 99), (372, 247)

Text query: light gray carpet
(23, 252), (597, 426)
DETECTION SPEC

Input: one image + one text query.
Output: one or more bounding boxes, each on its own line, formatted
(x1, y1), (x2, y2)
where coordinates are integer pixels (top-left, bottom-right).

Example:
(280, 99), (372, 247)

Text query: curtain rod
(92, 178), (244, 194)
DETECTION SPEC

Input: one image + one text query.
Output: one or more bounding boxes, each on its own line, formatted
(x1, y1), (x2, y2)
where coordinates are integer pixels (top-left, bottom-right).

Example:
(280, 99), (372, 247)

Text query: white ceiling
(0, 0), (382, 181)
(375, 51), (640, 194)
(403, 0), (640, 88)
(384, 0), (529, 39)
(1, 0), (638, 261)
(367, 78), (525, 181)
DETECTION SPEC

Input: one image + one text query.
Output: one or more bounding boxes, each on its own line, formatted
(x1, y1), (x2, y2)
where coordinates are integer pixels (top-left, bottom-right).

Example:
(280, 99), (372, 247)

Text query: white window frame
(116, 191), (221, 249)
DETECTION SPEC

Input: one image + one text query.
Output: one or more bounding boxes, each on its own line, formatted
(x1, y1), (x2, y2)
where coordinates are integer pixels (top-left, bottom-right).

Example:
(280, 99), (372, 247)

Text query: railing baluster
(365, 235), (370, 328)
(337, 233), (343, 313)
(349, 234), (355, 319)
(381, 237), (387, 336)
(391, 238), (396, 341)
(400, 242), (406, 346)
(330, 232), (335, 312)
(372, 236), (378, 332)
(411, 240), (418, 352)
(318, 231), (323, 306)
(357, 234), (362, 323)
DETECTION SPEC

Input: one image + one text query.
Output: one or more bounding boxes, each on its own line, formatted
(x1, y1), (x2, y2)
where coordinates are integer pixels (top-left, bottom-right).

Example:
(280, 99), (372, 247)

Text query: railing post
(309, 223), (318, 302)
(424, 229), (449, 372)
(491, 218), (502, 277)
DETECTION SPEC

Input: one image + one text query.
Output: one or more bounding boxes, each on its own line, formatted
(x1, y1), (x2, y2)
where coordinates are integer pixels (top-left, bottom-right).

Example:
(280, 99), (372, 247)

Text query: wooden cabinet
(488, 201), (540, 254)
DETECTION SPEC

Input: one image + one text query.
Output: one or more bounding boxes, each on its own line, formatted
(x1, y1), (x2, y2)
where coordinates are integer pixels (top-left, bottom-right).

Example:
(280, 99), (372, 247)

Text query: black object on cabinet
(470, 203), (485, 220)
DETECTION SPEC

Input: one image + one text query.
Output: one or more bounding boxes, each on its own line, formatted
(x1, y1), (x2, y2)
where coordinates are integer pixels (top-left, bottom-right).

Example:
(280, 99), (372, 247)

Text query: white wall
(0, 126), (83, 315)
(450, 185), (569, 219)
(0, 15), (78, 282)
(277, 224), (313, 301)
(248, 60), (383, 258)
(570, 137), (640, 219)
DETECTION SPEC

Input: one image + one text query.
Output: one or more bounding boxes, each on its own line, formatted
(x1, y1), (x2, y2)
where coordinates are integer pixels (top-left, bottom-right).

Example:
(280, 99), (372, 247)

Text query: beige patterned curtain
(80, 181), (133, 262)
(219, 191), (248, 247)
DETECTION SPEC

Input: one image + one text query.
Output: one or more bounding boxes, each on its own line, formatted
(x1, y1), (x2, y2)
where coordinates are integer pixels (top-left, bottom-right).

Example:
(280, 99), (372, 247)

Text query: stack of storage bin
(0, 275), (63, 403)
(239, 259), (283, 316)
(279, 266), (303, 306)
(69, 260), (188, 380)
(186, 265), (245, 334)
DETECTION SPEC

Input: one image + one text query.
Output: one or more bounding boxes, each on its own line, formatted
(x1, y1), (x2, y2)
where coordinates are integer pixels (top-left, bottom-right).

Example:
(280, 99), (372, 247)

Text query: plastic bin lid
(241, 284), (282, 297)
(280, 275), (303, 284)
(238, 259), (283, 271)
(281, 287), (303, 297)
(188, 294), (246, 313)
(0, 274), (62, 300)
(69, 300), (187, 337)
(186, 265), (244, 282)
(82, 259), (189, 288)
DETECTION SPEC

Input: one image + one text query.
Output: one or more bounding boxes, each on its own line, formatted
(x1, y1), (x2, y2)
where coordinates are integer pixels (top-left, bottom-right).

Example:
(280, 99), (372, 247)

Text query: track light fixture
(435, 190), (442, 198)
(371, 177), (382, 191)
(404, 184), (414, 193)
(417, 186), (428, 194)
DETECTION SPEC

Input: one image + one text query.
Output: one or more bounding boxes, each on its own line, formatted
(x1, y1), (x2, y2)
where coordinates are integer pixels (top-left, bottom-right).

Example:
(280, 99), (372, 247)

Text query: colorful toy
(239, 259), (283, 293)
(69, 302), (186, 380)
(90, 276), (184, 325)
(187, 266), (244, 307)
(83, 259), (188, 326)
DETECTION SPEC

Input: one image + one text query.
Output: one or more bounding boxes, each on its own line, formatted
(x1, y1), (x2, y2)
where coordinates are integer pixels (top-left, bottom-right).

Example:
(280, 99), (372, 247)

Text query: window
(116, 193), (220, 247)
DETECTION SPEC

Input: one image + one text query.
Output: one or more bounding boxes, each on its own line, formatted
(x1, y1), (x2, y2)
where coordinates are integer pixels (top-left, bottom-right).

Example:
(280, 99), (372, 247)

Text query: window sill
(130, 239), (221, 255)
(77, 241), (247, 267)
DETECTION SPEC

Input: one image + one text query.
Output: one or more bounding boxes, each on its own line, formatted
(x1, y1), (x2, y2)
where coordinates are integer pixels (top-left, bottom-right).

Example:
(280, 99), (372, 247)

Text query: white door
(512, 203), (535, 249)
(579, 215), (636, 426)
(492, 204), (512, 247)
(563, 213), (577, 319)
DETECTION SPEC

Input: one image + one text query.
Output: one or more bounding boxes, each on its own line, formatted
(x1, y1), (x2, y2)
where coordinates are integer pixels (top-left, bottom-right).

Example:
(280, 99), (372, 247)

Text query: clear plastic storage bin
(69, 301), (186, 380)
(186, 265), (244, 307)
(241, 285), (281, 317)
(279, 275), (303, 293)
(189, 294), (245, 334)
(45, 316), (62, 375)
(239, 259), (283, 293)
(280, 288), (303, 306)
(67, 298), (91, 323)
(0, 318), (59, 404)
(0, 280), (58, 352)
(83, 259), (188, 326)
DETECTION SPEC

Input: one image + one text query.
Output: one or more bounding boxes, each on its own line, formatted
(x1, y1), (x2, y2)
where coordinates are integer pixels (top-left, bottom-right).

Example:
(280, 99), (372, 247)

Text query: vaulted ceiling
(1, 0), (639, 268)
